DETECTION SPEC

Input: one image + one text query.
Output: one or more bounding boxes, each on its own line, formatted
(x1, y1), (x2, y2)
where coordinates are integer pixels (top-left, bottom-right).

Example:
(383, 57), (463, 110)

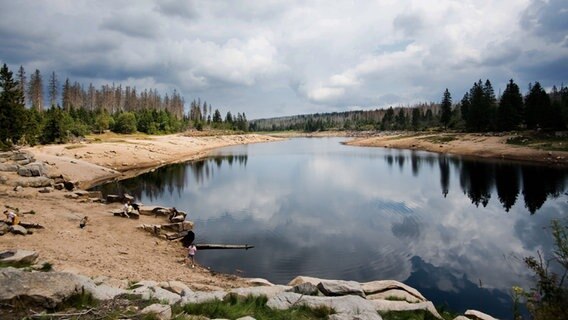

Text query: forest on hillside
(0, 64), (248, 149)
(250, 79), (568, 133)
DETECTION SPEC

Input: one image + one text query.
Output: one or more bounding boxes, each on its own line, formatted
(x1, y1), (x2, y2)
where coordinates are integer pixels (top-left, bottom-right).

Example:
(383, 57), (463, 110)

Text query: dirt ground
(0, 133), (280, 290)
(345, 132), (568, 166)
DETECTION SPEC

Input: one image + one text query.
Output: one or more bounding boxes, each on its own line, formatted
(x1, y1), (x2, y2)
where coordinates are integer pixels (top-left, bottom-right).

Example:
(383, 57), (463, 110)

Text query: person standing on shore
(187, 244), (197, 268)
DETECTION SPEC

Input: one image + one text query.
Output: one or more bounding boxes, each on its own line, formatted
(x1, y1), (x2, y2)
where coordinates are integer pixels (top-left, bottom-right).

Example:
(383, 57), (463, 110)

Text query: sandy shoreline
(0, 133), (281, 290)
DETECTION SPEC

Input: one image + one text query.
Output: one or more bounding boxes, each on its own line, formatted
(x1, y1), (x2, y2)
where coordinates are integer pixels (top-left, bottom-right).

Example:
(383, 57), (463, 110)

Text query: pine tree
(411, 108), (421, 130)
(17, 66), (26, 107)
(525, 82), (552, 130)
(497, 79), (523, 131)
(48, 71), (58, 107)
(440, 88), (452, 129)
(0, 64), (27, 146)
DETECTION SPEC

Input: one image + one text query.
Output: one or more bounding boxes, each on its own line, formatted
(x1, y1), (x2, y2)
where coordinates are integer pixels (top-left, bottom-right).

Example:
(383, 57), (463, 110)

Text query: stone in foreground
(141, 303), (172, 320)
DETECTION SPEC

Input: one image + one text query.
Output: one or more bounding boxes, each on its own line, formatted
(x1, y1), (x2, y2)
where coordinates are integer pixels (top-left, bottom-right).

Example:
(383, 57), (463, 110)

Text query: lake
(96, 137), (567, 319)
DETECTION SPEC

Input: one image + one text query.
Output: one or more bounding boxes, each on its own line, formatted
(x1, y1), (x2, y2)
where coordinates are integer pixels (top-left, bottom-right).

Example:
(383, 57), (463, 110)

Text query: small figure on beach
(123, 201), (133, 218)
(186, 244), (197, 268)
(79, 216), (88, 229)
(3, 209), (19, 225)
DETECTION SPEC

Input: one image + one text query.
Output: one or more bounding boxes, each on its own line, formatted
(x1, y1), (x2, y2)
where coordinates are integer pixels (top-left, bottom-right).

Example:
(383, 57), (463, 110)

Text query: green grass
(419, 134), (458, 144)
(506, 133), (568, 152)
(180, 294), (335, 320)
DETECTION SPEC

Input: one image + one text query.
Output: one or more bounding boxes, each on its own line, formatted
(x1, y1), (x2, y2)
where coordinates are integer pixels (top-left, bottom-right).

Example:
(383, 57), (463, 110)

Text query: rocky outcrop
(267, 292), (381, 320)
(0, 266), (500, 320)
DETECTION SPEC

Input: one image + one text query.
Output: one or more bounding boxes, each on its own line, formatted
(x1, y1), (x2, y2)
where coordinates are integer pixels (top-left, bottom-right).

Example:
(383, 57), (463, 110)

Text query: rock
(464, 309), (498, 320)
(0, 222), (9, 234)
(92, 276), (129, 289)
(130, 283), (182, 305)
(73, 274), (127, 300)
(230, 285), (291, 299)
(180, 291), (226, 305)
(317, 280), (365, 297)
(10, 225), (28, 235)
(0, 163), (19, 172)
(371, 300), (442, 319)
(288, 282), (320, 296)
(12, 151), (34, 162)
(287, 275), (326, 287)
(361, 280), (426, 302)
(0, 268), (83, 308)
(123, 193), (134, 202)
(54, 183), (64, 190)
(329, 313), (382, 320)
(15, 177), (53, 188)
(141, 303), (172, 320)
(17, 163), (44, 177)
(452, 316), (471, 320)
(0, 249), (39, 265)
(38, 187), (53, 193)
(159, 280), (193, 296)
(366, 289), (422, 303)
(267, 292), (380, 320)
(13, 185), (23, 192)
(236, 317), (256, 320)
(246, 278), (275, 286)
(0, 175), (7, 184)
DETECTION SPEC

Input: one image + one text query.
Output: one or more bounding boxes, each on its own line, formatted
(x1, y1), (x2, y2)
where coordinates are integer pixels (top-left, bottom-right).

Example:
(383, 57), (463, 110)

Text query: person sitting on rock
(123, 201), (133, 218)
(3, 210), (19, 225)
(79, 216), (88, 228)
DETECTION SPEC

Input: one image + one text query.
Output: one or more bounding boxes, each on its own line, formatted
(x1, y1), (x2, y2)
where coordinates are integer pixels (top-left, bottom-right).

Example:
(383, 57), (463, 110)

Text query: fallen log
(195, 244), (254, 250)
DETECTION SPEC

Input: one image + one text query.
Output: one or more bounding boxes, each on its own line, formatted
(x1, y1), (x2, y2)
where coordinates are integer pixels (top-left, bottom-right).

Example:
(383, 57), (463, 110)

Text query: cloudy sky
(1, 0), (567, 119)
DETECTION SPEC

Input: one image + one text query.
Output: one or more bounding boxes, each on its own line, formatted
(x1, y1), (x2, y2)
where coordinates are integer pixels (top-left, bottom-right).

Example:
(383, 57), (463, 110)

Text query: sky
(1, 0), (567, 119)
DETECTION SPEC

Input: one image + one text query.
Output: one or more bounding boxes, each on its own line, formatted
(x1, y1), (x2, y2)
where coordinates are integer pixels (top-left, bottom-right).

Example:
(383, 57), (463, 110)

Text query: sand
(345, 132), (568, 166)
(0, 133), (280, 290)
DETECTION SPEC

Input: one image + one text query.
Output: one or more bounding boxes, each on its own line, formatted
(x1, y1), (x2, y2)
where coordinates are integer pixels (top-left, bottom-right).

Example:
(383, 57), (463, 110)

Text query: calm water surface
(97, 138), (568, 319)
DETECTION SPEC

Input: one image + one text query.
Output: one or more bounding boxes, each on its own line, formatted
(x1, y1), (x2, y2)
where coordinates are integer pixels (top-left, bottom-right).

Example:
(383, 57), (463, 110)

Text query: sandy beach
(0, 133), (280, 290)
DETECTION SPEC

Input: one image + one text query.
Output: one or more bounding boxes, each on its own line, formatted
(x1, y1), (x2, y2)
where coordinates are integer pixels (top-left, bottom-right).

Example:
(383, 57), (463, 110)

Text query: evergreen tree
(395, 109), (407, 130)
(0, 64), (27, 146)
(440, 88), (452, 129)
(17, 66), (26, 106)
(48, 71), (58, 107)
(225, 111), (233, 124)
(525, 82), (555, 130)
(212, 109), (222, 123)
(460, 92), (470, 125)
(411, 108), (421, 130)
(497, 79), (523, 131)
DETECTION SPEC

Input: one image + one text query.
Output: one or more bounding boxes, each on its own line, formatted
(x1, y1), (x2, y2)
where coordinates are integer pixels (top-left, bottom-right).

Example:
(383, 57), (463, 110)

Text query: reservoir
(97, 137), (567, 319)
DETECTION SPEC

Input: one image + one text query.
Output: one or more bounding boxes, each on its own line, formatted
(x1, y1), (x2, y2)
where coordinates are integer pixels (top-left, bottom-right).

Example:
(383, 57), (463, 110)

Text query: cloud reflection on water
(96, 138), (567, 318)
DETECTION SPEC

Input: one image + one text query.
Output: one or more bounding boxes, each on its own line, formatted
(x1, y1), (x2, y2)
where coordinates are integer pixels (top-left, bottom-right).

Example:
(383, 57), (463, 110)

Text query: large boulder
(159, 280), (192, 296)
(371, 300), (443, 319)
(130, 282), (182, 305)
(141, 303), (172, 320)
(267, 292), (381, 320)
(0, 163), (19, 172)
(17, 163), (44, 177)
(0, 268), (82, 308)
(14, 177), (53, 188)
(464, 309), (498, 320)
(229, 285), (291, 299)
(73, 274), (126, 300)
(361, 280), (426, 302)
(288, 282), (321, 296)
(180, 291), (227, 305)
(288, 276), (325, 287)
(0, 221), (9, 235)
(366, 289), (422, 303)
(317, 280), (365, 297)
(0, 249), (38, 265)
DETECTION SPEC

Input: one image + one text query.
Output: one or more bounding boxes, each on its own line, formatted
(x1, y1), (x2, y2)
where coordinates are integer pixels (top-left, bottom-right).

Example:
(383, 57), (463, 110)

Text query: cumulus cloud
(0, 0), (566, 118)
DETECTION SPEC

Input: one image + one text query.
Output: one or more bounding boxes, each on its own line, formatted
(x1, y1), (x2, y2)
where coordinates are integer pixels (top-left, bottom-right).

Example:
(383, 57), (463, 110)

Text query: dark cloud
(155, 0), (198, 19)
(101, 13), (162, 39)
(521, 0), (568, 44)
(516, 55), (568, 85)
(393, 12), (425, 37)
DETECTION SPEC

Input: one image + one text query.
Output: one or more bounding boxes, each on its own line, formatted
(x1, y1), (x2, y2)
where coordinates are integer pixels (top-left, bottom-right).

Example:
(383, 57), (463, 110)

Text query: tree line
(251, 79), (568, 133)
(0, 64), (248, 148)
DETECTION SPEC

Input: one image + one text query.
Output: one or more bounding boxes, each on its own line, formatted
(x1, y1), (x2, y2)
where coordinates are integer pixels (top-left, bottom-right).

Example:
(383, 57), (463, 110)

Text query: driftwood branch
(195, 244), (254, 250)
(30, 308), (94, 318)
